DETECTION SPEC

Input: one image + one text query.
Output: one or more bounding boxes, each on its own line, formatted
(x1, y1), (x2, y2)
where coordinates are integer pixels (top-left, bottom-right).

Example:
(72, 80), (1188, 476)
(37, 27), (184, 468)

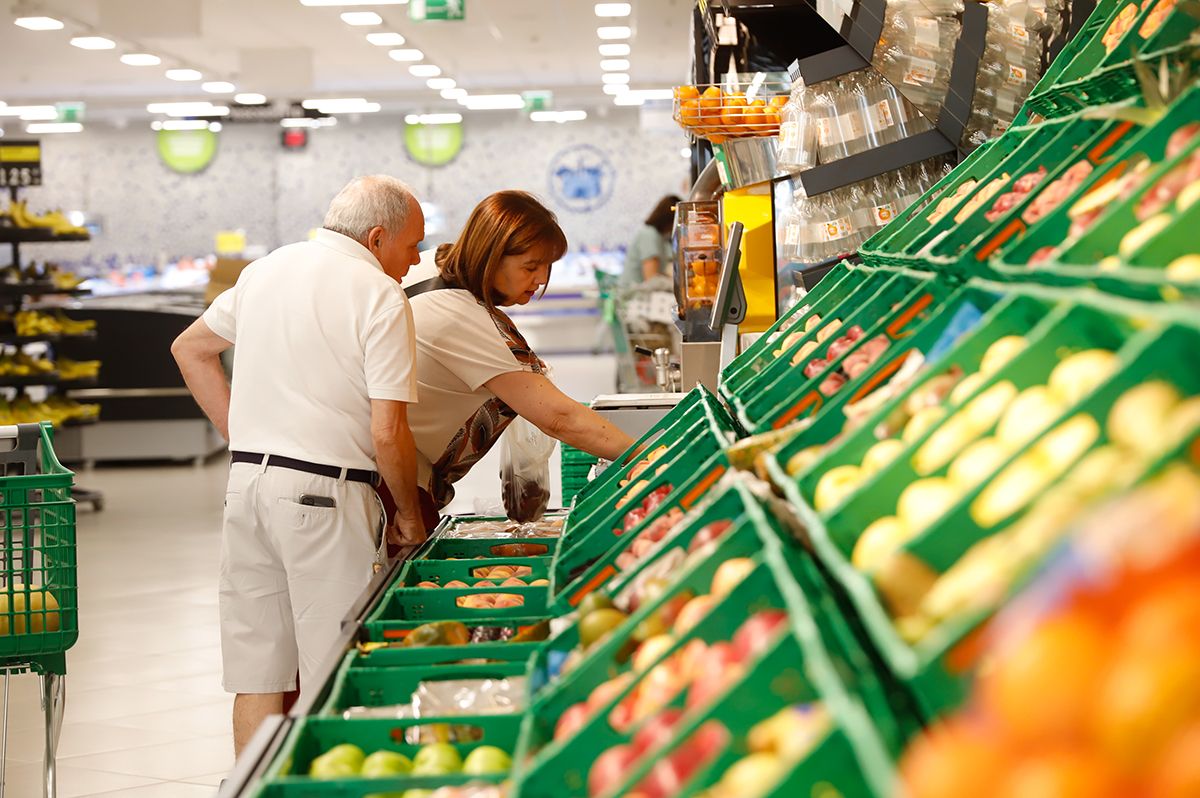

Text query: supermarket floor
(0, 353), (617, 797)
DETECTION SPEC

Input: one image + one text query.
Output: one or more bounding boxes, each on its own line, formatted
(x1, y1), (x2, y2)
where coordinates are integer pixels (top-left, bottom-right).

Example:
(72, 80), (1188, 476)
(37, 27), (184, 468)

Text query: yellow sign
(0, 144), (41, 163)
(215, 230), (247, 256)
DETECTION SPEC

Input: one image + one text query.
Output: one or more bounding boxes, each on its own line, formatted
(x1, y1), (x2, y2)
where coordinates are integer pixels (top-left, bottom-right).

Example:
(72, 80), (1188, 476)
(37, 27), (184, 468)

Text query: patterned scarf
(406, 275), (542, 508)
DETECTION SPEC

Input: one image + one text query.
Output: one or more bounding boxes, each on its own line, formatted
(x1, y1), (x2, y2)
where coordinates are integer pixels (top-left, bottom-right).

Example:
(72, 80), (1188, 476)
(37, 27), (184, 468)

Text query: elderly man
(172, 175), (427, 756)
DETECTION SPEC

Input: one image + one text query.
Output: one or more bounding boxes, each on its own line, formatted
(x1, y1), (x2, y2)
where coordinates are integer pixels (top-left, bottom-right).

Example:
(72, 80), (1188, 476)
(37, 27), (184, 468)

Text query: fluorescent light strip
(599, 43), (630, 56)
(155, 119), (210, 131)
(530, 110), (587, 123)
(441, 87), (467, 100)
(408, 64), (441, 77)
(26, 123), (82, 133)
(19, 109), (58, 121)
(299, 0), (409, 5)
(601, 73), (630, 85)
(302, 98), (380, 113)
(121, 53), (161, 66)
(595, 3), (632, 16)
(166, 68), (203, 81)
(366, 32), (405, 45)
(235, 93), (267, 105)
(70, 36), (116, 50)
(602, 84), (628, 95)
(601, 59), (630, 71)
(14, 17), (64, 31)
(613, 94), (644, 106)
(146, 102), (230, 117)
(597, 26), (632, 39)
(404, 113), (462, 125)
(0, 105), (57, 118)
(460, 94), (524, 110)
(202, 81), (236, 94)
(388, 48), (424, 61)
(340, 11), (382, 24)
(427, 77), (456, 90)
(280, 117), (338, 128)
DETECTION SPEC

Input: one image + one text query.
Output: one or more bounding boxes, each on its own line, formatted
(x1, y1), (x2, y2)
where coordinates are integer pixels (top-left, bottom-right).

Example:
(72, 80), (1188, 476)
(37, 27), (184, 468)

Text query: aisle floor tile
(0, 719), (196, 764)
(60, 732), (234, 781)
(0, 762), (159, 797)
(107, 698), (234, 740)
(87, 782), (217, 797)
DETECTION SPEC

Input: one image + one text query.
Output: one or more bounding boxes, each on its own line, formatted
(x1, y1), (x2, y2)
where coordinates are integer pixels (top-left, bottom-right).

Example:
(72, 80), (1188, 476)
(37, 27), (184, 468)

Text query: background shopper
(622, 194), (681, 285)
(171, 175), (427, 757)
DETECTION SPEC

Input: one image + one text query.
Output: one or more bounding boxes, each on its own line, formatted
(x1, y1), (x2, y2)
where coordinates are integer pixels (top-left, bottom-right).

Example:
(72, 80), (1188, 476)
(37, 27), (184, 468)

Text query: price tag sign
(0, 140), (43, 187)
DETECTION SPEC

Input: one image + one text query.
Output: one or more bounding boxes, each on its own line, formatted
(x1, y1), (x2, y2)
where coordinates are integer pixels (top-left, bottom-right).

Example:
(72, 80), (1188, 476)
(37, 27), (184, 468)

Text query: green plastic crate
(1022, 0), (1123, 118)
(370, 584), (550, 623)
(417, 536), (558, 561)
(398, 556), (552, 587)
(361, 606), (552, 644)
(350, 641), (539, 670)
(560, 443), (598, 506)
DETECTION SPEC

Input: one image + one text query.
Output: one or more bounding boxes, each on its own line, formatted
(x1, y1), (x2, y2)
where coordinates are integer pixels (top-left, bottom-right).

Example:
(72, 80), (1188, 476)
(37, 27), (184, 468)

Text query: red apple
(555, 702), (590, 741)
(710, 557), (755, 597)
(588, 673), (634, 713)
(686, 520), (733, 554)
(734, 610), (789, 659)
(589, 744), (638, 797)
(687, 642), (744, 709)
(673, 595), (716, 635)
(631, 708), (684, 756)
(643, 485), (673, 512)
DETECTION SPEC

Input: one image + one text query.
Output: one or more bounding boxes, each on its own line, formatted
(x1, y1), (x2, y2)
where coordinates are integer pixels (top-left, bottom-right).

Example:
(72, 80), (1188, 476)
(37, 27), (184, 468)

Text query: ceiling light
(14, 17), (64, 31)
(614, 94), (645, 106)
(151, 121), (162, 131)
(121, 53), (162, 66)
(0, 105), (56, 118)
(602, 84), (628, 95)
(530, 110), (588, 123)
(160, 119), (210, 131)
(602, 73), (630, 85)
(461, 94), (525, 110)
(202, 81), (236, 94)
(680, 147), (691, 158)
(26, 123), (82, 133)
(70, 36), (117, 50)
(299, 0), (410, 5)
(302, 98), (381, 113)
(281, 117), (337, 128)
(208, 122), (223, 132)
(408, 64), (441, 77)
(19, 108), (58, 121)
(147, 101), (230, 117)
(405, 113), (462, 125)
(595, 3), (632, 16)
(427, 77), (456, 90)
(166, 68), (203, 81)
(388, 48), (424, 61)
(601, 59), (630, 71)
(340, 11), (382, 24)
(597, 26), (632, 39)
(441, 87), (467, 100)
(235, 93), (267, 105)
(366, 32), (405, 45)
(599, 43), (630, 56)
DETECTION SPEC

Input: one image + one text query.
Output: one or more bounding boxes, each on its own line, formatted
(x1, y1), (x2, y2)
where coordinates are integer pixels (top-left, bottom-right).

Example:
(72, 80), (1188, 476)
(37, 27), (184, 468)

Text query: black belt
(230, 451), (380, 486)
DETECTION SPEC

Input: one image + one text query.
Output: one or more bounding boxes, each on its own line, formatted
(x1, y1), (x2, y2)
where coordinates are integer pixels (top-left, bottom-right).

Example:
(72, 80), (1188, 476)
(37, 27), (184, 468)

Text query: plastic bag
(499, 414), (556, 523)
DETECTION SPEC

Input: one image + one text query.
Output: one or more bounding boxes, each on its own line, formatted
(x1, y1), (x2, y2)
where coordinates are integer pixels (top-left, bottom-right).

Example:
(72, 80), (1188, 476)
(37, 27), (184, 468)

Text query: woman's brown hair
(645, 194), (681, 236)
(434, 191), (569, 309)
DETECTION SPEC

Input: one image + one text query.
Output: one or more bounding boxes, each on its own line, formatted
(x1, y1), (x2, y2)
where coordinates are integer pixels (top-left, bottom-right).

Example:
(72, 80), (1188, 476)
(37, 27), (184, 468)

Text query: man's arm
(171, 318), (234, 440)
(487, 371), (635, 461)
(371, 399), (426, 546)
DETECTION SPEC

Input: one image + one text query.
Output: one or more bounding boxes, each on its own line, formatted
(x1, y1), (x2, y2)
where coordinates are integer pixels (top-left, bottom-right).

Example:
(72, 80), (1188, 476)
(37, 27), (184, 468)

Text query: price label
(0, 141), (42, 187)
(914, 17), (940, 48)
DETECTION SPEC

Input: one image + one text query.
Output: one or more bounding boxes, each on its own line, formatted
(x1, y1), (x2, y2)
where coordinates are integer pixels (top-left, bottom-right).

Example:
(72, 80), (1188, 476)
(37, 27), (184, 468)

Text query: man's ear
(367, 226), (385, 250)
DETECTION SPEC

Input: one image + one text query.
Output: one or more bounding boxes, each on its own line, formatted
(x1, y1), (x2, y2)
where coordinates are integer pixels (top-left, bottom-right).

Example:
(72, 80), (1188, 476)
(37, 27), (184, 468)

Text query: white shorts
(218, 461), (385, 696)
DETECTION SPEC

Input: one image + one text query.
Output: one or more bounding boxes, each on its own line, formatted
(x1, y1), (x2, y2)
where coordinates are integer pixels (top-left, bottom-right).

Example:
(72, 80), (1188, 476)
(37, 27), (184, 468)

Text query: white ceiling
(0, 0), (692, 120)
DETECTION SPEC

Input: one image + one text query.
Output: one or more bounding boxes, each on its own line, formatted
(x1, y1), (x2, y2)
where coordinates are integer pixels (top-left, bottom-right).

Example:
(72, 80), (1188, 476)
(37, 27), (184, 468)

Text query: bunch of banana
(55, 358), (101, 380)
(0, 353), (56, 377)
(0, 394), (99, 426)
(11, 311), (95, 337)
(5, 201), (88, 237)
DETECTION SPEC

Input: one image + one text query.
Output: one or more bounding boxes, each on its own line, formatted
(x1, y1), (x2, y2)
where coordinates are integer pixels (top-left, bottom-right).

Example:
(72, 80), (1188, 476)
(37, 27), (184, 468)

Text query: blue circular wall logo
(549, 144), (615, 213)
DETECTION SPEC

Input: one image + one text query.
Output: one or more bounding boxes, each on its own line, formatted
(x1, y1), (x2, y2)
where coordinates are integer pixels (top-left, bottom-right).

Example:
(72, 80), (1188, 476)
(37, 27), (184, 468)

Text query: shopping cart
(0, 423), (78, 798)
(589, 268), (678, 392)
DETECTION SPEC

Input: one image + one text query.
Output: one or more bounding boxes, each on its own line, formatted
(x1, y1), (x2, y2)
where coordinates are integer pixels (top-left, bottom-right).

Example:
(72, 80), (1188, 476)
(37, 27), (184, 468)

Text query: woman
(623, 194), (680, 285)
(390, 191), (636, 526)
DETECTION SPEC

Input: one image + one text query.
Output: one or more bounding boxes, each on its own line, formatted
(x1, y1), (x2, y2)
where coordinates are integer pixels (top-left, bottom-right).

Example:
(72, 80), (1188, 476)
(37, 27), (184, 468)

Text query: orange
(698, 86), (723, 120)
(675, 85), (699, 101)
(720, 94), (747, 131)
(1149, 721), (1200, 798)
(979, 612), (1111, 746)
(1119, 577), (1200, 651)
(768, 94), (789, 109)
(900, 718), (1009, 798)
(680, 98), (701, 126)
(996, 749), (1127, 798)
(744, 98), (768, 129)
(1094, 643), (1200, 774)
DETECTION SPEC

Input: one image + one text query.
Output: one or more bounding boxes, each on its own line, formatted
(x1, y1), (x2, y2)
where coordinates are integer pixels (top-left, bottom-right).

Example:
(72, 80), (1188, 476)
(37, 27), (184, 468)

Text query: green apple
(411, 742), (462, 776)
(813, 464), (862, 513)
(309, 743), (365, 778)
(462, 744), (513, 775)
(361, 749), (414, 778)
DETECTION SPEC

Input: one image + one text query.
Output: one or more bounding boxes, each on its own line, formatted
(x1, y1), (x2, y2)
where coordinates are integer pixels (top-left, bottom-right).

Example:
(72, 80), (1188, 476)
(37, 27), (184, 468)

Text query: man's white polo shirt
(203, 229), (417, 471)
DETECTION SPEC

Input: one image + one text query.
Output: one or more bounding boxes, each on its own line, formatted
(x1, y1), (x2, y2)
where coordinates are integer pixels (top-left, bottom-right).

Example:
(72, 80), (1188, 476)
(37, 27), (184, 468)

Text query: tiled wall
(13, 113), (691, 266)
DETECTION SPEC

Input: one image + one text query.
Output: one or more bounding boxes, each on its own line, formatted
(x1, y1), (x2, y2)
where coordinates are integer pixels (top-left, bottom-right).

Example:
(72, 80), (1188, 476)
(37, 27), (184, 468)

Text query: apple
(687, 644), (743, 709)
(970, 454), (1050, 528)
(861, 438), (904, 477)
(580, 608), (629, 649)
(633, 634), (676, 673)
(644, 485), (673, 513)
(412, 742), (462, 776)
(813, 464), (862, 514)
(1047, 348), (1119, 405)
(609, 692), (636, 732)
(310, 743), (365, 778)
(816, 318), (843, 343)
(996, 385), (1066, 449)
(1176, 180), (1200, 211)
(1031, 413), (1100, 474)
(501, 577), (527, 587)
(949, 371), (986, 406)
(530, 578), (550, 586)
(962, 380), (1017, 433)
(675, 638), (710, 681)
(1118, 212), (1173, 258)
(444, 580), (469, 589)
(488, 566), (515, 579)
(632, 708), (684, 756)
(654, 589), (696, 630)
(980, 335), (1027, 376)
(721, 752), (787, 796)
(589, 744), (639, 797)
(473, 580), (497, 587)
(851, 516), (912, 573)
(902, 406), (946, 444)
(912, 416), (979, 476)
(631, 537), (656, 559)
(1107, 380), (1182, 455)
(947, 436), (1009, 488)
(711, 557), (755, 597)
(632, 664), (685, 722)
(1167, 254), (1200, 283)
(462, 745), (511, 775)
(513, 565), (533, 577)
(1167, 396), (1200, 443)
(735, 610), (789, 659)
(361, 750), (413, 778)
(896, 477), (961, 533)
(555, 702), (590, 741)
(687, 520), (734, 553)
(587, 673), (634, 712)
(492, 593), (524, 608)
(417, 581), (440, 589)
(673, 595), (716, 634)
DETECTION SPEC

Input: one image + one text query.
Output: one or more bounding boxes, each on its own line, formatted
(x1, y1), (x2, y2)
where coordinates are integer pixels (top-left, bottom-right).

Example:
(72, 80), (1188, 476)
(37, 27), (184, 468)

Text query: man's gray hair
(323, 175), (417, 242)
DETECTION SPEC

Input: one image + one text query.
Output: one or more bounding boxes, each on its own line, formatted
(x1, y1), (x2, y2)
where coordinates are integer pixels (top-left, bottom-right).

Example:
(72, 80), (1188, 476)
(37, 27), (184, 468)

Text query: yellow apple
(970, 454), (1050, 528)
(949, 371), (986, 406)
(813, 464), (862, 513)
(861, 438), (905, 477)
(1047, 348), (1119, 405)
(632, 634), (676, 673)
(816, 318), (843, 344)
(785, 445), (825, 476)
(962, 380), (1018, 433)
(980, 335), (1028, 376)
(1177, 181), (1200, 212)
(912, 416), (979, 476)
(897, 477), (962, 533)
(902, 406), (946, 445)
(790, 339), (820, 366)
(1064, 445), (1137, 499)
(804, 313), (823, 333)
(1167, 254), (1200, 283)
(1107, 380), (1182, 455)
(947, 436), (1009, 487)
(1118, 212), (1173, 259)
(1030, 413), (1100, 474)
(851, 515), (912, 573)
(995, 385), (1066, 450)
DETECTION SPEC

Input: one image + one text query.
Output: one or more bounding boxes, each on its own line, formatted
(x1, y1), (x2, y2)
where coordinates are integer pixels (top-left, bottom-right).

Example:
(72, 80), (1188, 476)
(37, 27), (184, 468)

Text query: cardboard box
(205, 257), (251, 305)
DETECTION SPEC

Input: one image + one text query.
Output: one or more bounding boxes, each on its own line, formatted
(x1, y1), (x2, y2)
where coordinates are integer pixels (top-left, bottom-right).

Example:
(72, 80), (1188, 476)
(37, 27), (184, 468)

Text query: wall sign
(548, 144), (615, 213)
(157, 129), (218, 174)
(411, 0), (465, 20)
(405, 122), (463, 167)
(0, 140), (43, 187)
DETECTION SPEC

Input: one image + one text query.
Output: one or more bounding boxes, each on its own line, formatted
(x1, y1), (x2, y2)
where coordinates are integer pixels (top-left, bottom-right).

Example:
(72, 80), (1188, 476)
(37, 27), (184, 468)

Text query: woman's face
(493, 250), (551, 306)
